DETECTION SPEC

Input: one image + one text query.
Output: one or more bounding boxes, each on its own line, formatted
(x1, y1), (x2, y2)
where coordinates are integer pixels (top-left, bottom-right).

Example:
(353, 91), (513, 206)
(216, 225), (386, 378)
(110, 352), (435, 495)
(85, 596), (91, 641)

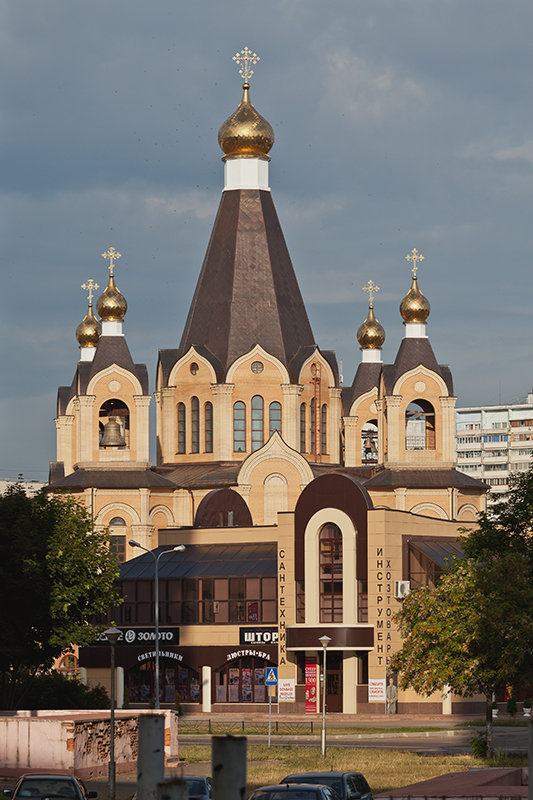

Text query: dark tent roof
(119, 543), (277, 580)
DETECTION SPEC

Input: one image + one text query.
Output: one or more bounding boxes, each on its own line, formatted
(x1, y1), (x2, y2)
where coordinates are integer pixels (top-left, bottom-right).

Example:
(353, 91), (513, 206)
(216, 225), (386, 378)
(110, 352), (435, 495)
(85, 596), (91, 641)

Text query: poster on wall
(279, 678), (295, 702)
(305, 661), (318, 713)
(368, 678), (386, 702)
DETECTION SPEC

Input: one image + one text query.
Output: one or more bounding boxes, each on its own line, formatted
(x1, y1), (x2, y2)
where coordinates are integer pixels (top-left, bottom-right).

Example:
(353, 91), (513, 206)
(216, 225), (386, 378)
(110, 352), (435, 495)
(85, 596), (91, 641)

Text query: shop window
(251, 395), (264, 452)
(99, 399), (129, 449)
(269, 402), (282, 437)
(205, 402), (213, 452)
(300, 403), (306, 452)
(191, 396), (199, 453)
(319, 523), (343, 623)
(126, 660), (200, 704)
(216, 655), (274, 704)
(406, 399), (435, 450)
(233, 402), (246, 452)
(177, 403), (186, 453)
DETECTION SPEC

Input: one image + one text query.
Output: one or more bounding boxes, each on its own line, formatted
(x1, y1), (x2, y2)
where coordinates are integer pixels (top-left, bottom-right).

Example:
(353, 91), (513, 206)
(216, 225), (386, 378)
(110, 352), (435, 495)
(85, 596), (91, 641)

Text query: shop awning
(408, 537), (464, 568)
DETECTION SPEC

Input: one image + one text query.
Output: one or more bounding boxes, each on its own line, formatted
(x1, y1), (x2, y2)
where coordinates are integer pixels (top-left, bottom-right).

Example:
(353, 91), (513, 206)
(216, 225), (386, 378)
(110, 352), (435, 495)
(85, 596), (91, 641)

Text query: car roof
(20, 776), (75, 780)
(284, 774), (351, 779)
(254, 785), (329, 791)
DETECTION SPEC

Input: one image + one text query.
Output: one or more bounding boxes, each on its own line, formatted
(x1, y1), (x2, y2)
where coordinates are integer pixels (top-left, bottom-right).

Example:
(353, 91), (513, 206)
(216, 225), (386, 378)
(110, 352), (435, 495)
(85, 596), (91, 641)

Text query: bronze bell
(100, 417), (125, 448)
(363, 435), (377, 454)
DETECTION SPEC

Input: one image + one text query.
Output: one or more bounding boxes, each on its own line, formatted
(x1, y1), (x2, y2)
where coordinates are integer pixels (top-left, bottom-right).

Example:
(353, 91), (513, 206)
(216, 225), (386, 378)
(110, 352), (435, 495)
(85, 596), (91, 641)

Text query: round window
(251, 361), (264, 374)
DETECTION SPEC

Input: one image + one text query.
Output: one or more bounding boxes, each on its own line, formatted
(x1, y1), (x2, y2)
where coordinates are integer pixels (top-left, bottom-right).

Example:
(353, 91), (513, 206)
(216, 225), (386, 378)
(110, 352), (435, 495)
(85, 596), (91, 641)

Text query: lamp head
(173, 545), (186, 552)
(318, 635), (332, 649)
(104, 626), (121, 644)
(129, 539), (142, 548)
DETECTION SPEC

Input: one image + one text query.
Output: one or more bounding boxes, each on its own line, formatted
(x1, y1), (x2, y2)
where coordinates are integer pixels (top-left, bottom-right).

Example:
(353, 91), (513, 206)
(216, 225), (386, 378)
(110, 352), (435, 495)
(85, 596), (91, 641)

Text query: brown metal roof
(344, 362), (382, 412)
(364, 467), (487, 491)
(158, 461), (241, 488)
(383, 337), (454, 395)
(47, 468), (176, 490)
(178, 189), (316, 375)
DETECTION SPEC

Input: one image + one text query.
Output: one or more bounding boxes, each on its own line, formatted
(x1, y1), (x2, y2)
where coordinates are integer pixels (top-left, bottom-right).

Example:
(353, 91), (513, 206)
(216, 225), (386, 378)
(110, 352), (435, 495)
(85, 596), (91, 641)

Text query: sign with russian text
(93, 627), (179, 646)
(305, 660), (318, 713)
(240, 627), (278, 645)
(278, 678), (295, 702)
(368, 678), (386, 701)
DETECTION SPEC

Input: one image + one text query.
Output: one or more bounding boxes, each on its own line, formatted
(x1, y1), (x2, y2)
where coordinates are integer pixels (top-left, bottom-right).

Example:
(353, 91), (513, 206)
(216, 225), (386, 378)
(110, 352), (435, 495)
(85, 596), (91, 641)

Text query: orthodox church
(49, 51), (487, 714)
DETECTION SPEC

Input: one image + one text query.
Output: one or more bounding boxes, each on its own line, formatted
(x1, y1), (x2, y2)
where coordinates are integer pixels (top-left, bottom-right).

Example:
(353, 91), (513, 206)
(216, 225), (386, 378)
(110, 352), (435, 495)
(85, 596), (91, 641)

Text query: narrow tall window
(310, 398), (315, 455)
(319, 523), (343, 623)
(205, 402), (213, 453)
(300, 403), (306, 452)
(321, 404), (327, 454)
(191, 396), (199, 453)
(269, 401), (282, 437)
(233, 402), (246, 452)
(251, 395), (264, 452)
(177, 403), (186, 453)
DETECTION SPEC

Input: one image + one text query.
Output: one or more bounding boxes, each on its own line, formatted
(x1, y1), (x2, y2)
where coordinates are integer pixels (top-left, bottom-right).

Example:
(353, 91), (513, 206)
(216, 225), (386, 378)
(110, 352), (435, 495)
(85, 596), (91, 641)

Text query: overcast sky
(2, 0), (532, 482)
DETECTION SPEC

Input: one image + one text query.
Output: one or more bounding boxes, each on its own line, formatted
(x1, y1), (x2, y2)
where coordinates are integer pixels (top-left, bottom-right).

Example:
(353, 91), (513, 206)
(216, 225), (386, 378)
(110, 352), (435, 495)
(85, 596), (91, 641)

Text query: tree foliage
(0, 485), (121, 708)
(460, 469), (533, 575)
(391, 553), (533, 700)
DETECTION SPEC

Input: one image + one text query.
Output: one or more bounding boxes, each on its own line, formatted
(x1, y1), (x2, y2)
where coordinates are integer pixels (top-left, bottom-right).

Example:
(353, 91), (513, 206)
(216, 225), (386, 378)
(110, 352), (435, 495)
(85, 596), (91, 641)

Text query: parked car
(249, 783), (341, 800)
(280, 773), (372, 800)
(5, 775), (97, 800)
(183, 777), (212, 800)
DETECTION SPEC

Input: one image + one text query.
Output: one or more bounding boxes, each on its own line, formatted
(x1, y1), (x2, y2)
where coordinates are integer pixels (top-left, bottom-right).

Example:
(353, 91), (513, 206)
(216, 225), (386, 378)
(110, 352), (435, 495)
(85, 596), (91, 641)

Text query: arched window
(251, 395), (264, 452)
(191, 396), (200, 453)
(405, 399), (436, 450)
(99, 399), (129, 449)
(269, 401), (282, 437)
(321, 404), (327, 454)
(310, 398), (315, 455)
(319, 523), (343, 623)
(109, 516), (126, 526)
(204, 402), (213, 453)
(361, 420), (378, 464)
(177, 403), (186, 453)
(300, 403), (307, 453)
(233, 402), (246, 452)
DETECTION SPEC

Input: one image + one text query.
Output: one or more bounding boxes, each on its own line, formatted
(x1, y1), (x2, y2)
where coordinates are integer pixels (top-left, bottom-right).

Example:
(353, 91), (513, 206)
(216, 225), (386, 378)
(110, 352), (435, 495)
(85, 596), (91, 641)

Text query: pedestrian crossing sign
(265, 667), (278, 685)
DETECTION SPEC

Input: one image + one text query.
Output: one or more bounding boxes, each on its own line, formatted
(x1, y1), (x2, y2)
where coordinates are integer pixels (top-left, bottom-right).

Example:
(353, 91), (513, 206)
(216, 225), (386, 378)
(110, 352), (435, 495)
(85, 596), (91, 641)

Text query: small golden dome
(96, 273), (127, 321)
(400, 275), (430, 324)
(76, 303), (101, 348)
(218, 83), (274, 159)
(357, 304), (386, 349)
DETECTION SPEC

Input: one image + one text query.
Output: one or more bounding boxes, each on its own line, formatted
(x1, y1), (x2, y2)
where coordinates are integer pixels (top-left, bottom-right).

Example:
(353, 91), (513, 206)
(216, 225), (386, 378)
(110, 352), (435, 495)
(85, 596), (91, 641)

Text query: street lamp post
(105, 626), (121, 800)
(129, 540), (185, 709)
(318, 634), (332, 758)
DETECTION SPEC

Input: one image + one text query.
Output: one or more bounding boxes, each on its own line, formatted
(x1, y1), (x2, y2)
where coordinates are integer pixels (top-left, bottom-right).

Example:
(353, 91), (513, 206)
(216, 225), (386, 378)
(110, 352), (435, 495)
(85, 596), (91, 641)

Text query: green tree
(391, 551), (533, 755)
(460, 469), (533, 574)
(0, 485), (121, 708)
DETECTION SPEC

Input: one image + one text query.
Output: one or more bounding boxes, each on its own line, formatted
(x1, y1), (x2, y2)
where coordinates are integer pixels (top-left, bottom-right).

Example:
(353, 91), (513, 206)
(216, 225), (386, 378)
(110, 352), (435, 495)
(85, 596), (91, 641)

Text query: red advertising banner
(305, 660), (318, 713)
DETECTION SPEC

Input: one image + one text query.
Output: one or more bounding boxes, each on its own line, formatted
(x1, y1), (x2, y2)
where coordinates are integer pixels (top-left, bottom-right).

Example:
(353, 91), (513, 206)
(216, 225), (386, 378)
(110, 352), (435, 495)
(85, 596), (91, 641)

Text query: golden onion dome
(218, 82), (274, 159)
(96, 273), (127, 321)
(400, 275), (430, 324)
(357, 304), (386, 349)
(76, 303), (101, 348)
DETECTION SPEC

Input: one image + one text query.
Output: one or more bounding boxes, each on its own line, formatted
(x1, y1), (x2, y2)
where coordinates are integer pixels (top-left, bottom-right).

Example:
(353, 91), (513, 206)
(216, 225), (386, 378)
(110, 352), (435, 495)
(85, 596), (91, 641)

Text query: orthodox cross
(102, 246), (122, 274)
(363, 279), (380, 305)
(405, 247), (424, 276)
(232, 47), (260, 82)
(81, 279), (99, 304)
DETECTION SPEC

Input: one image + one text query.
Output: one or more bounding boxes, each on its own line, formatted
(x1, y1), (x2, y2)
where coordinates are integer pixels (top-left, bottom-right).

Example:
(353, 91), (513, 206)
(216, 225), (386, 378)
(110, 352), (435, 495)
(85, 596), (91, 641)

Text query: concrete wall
(0, 711), (178, 778)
